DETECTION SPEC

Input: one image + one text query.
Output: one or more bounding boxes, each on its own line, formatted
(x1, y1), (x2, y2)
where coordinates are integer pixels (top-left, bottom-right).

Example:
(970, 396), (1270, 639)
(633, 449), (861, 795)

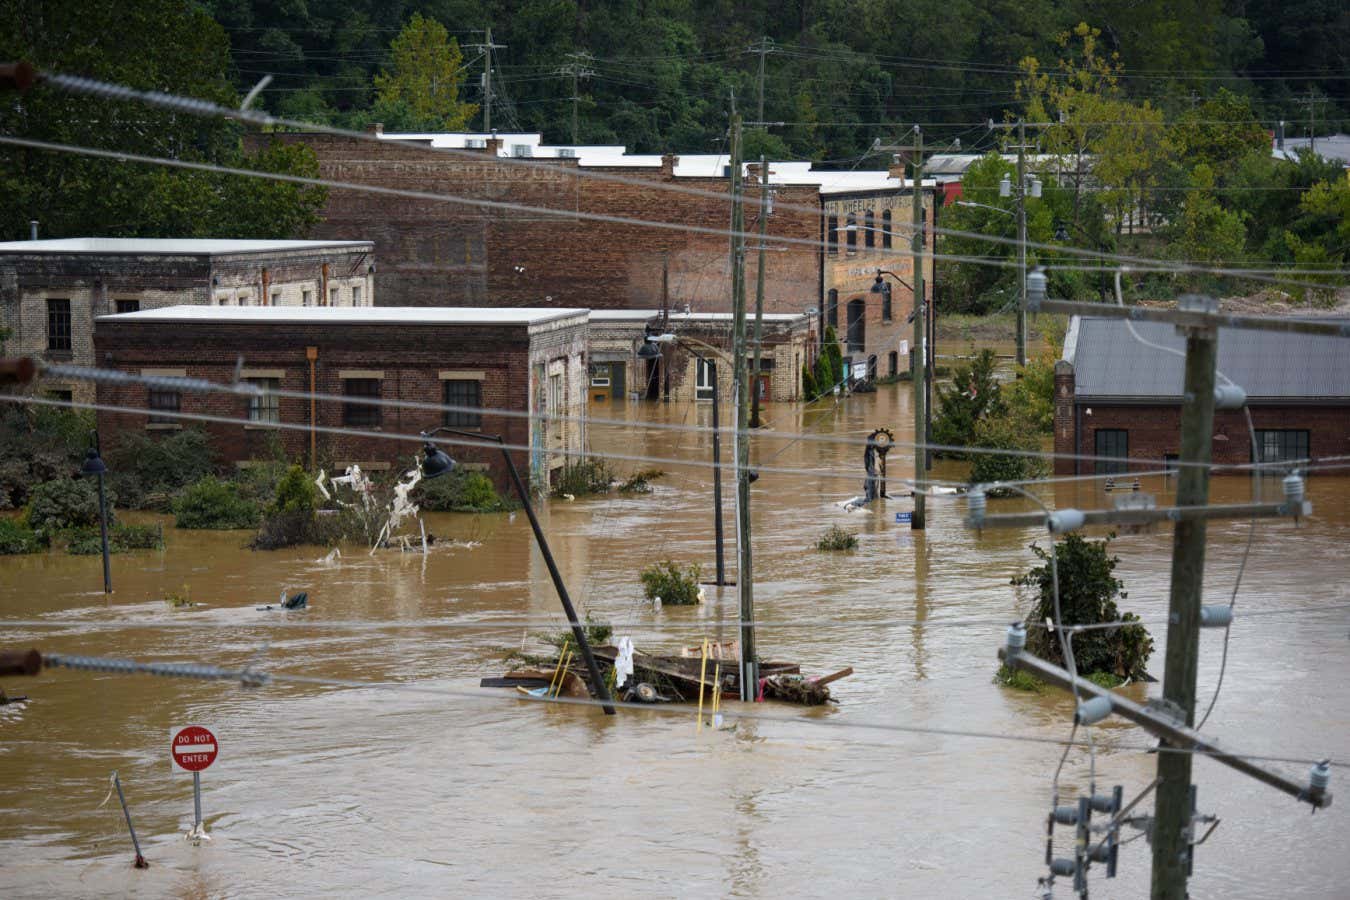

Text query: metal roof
(0, 238), (372, 255)
(97, 305), (586, 327)
(1065, 316), (1350, 401)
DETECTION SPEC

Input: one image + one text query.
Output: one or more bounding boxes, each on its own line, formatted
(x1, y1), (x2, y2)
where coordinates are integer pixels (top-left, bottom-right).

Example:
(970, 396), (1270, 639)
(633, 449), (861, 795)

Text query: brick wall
(91, 317), (584, 491)
(267, 134), (823, 313)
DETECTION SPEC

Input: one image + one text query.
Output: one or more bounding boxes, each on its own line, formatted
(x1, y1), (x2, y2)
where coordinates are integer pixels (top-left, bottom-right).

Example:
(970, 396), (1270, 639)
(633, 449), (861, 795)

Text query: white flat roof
(589, 309), (808, 323)
(0, 238), (373, 255)
(97, 305), (587, 327)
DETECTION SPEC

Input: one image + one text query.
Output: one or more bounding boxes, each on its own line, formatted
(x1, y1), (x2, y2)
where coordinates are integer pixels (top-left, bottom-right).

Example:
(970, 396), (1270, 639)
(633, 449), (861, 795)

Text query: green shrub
(618, 469), (665, 494)
(413, 469), (511, 512)
(968, 412), (1049, 493)
(173, 477), (262, 529)
(0, 406), (91, 509)
(801, 362), (818, 401)
(552, 458), (614, 497)
(816, 525), (858, 551)
(932, 348), (1003, 458)
(1003, 354), (1056, 436)
(106, 428), (215, 509)
(994, 665), (1044, 692)
(640, 560), (702, 606)
(233, 461), (291, 508)
(0, 518), (43, 554)
(1013, 533), (1154, 683)
(268, 465), (318, 516)
(27, 478), (113, 533)
(65, 523), (163, 554)
(251, 466), (327, 550)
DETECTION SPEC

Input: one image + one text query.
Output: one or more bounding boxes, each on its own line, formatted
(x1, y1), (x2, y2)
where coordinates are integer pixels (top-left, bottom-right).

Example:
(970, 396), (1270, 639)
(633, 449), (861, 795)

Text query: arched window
(882, 209), (892, 248)
(827, 216), (839, 255)
(864, 210), (875, 248)
(845, 213), (857, 253)
(846, 298), (865, 352)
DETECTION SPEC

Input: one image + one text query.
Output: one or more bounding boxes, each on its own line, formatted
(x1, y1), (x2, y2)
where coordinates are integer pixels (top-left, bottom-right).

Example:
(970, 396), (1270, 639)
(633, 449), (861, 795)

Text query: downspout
(321, 262), (330, 305)
(1075, 400), (1083, 477)
(262, 268), (271, 306)
(306, 346), (318, 469)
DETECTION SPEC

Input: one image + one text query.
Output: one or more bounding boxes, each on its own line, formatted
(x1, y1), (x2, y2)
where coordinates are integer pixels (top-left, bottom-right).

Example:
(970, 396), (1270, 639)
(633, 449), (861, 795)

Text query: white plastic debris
(614, 636), (636, 688)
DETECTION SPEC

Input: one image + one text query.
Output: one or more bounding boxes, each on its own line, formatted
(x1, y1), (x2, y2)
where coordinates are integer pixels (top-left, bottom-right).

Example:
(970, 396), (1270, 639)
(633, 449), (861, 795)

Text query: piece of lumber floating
(812, 666), (854, 687)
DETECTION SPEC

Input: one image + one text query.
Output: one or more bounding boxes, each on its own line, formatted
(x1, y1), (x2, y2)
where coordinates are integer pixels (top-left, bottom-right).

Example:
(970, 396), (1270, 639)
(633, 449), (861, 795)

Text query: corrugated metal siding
(1070, 317), (1350, 400)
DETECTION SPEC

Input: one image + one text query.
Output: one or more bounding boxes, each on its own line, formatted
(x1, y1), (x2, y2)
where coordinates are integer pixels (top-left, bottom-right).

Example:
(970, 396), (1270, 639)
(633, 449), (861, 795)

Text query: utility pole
(727, 108), (757, 701)
(468, 28), (506, 133)
(910, 127), (927, 531)
(558, 51), (594, 144)
(1298, 90), (1320, 154)
(1016, 119), (1028, 367)
(749, 37), (775, 123)
(750, 155), (770, 428)
(1151, 295), (1219, 900)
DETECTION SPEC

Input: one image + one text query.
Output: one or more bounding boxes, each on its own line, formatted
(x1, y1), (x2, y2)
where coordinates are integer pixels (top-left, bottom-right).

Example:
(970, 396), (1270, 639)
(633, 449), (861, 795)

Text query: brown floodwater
(2, 367), (1348, 898)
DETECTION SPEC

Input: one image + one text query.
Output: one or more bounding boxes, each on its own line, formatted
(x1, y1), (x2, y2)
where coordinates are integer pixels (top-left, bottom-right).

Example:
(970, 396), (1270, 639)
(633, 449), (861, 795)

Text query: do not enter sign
(171, 725), (218, 772)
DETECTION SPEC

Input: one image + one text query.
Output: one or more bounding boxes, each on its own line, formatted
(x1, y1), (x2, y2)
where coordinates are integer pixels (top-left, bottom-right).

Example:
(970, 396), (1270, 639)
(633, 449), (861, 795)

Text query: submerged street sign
(171, 725), (218, 773)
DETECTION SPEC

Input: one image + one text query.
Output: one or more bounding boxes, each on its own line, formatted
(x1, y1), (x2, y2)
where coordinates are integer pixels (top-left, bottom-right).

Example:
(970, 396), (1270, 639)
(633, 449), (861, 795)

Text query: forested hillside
(203, 0), (1347, 159)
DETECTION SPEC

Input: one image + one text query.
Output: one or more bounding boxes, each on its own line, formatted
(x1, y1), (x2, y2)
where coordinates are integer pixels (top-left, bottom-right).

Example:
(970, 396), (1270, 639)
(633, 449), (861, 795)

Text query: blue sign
(895, 512), (913, 524)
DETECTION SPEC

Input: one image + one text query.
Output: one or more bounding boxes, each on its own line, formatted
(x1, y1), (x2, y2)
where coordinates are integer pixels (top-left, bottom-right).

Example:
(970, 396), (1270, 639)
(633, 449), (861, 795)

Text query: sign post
(171, 725), (217, 842)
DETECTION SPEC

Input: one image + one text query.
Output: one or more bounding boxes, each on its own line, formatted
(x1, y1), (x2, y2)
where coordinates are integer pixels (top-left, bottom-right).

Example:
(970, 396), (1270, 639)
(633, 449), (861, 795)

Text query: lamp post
(646, 333), (729, 586)
(873, 268), (930, 529)
(80, 433), (111, 595)
(418, 427), (616, 715)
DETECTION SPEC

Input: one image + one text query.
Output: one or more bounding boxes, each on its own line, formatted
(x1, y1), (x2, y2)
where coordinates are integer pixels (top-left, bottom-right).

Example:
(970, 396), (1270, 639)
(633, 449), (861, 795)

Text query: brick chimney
(365, 122), (383, 136)
(660, 153), (679, 181)
(485, 137), (504, 156)
(1053, 359), (1076, 475)
(888, 153), (907, 182)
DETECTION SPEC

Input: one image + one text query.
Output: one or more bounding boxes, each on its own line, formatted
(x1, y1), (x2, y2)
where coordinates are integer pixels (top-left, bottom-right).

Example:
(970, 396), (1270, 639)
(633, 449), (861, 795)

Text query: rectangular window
(116, 299), (140, 314)
(695, 358), (715, 401)
(827, 216), (839, 255)
(271, 291), (282, 305)
(864, 210), (875, 248)
(329, 286), (340, 306)
(888, 351), (898, 377)
(557, 148), (577, 158)
(46, 389), (73, 404)
(247, 377), (280, 424)
(1094, 429), (1129, 475)
(352, 285), (364, 306)
(148, 387), (180, 424)
(512, 144), (531, 157)
(47, 299), (71, 351)
(343, 378), (382, 428)
(882, 210), (893, 249)
(845, 213), (857, 253)
(826, 289), (839, 329)
(882, 290), (893, 322)
(549, 373), (564, 414)
(442, 379), (482, 428)
(302, 289), (313, 307)
(1255, 429), (1309, 468)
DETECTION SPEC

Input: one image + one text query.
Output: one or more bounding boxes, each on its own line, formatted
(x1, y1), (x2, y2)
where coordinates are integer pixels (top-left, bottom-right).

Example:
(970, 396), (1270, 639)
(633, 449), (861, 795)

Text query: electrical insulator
(999, 175), (1012, 198)
(967, 488), (987, 528)
(1005, 621), (1027, 657)
(1283, 473), (1305, 506)
(1199, 605), (1234, 628)
(1053, 805), (1080, 825)
(1309, 760), (1331, 795)
(1213, 384), (1247, 409)
(1075, 695), (1113, 726)
(1026, 267), (1048, 308)
(1029, 176), (1043, 198)
(1049, 858), (1077, 877)
(1089, 791), (1119, 814)
(1048, 508), (1085, 534)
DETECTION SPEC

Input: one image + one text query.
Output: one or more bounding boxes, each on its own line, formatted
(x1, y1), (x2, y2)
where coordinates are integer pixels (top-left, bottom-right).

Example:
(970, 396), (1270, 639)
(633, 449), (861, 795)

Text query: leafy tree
(1166, 90), (1270, 173)
(932, 349), (1003, 457)
(1014, 533), (1153, 682)
(1003, 354), (1056, 435)
(26, 478), (113, 533)
(1169, 163), (1248, 287)
(0, 0), (326, 240)
(968, 411), (1048, 491)
(373, 13), (478, 131)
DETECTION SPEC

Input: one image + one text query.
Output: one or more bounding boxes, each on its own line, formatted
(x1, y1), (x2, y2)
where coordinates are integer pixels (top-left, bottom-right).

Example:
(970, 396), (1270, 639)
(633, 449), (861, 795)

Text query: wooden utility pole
(727, 111), (757, 700)
(468, 28), (506, 133)
(750, 156), (769, 428)
(1151, 296), (1219, 900)
(751, 37), (774, 123)
(1016, 119), (1028, 367)
(910, 127), (927, 530)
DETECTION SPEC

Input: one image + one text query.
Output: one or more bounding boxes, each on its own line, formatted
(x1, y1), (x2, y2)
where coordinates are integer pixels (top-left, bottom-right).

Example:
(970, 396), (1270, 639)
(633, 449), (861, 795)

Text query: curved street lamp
(80, 433), (111, 595)
(419, 426), (616, 715)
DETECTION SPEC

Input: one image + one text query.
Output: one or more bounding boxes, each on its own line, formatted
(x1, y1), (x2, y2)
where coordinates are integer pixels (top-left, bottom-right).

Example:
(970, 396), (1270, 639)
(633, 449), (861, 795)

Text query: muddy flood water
(2, 377), (1348, 898)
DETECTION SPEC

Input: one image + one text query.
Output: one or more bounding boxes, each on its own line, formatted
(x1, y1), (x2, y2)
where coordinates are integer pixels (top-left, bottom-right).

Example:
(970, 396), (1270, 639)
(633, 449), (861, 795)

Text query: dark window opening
(116, 299), (140, 314)
(882, 209), (892, 248)
(845, 298), (866, 353)
(148, 388), (180, 424)
(47, 299), (71, 351)
(826, 289), (839, 330)
(827, 216), (839, 255)
(46, 389), (73, 404)
(845, 213), (857, 253)
(1255, 429), (1309, 469)
(343, 378), (382, 428)
(888, 351), (898, 377)
(1094, 429), (1129, 475)
(864, 210), (875, 248)
(443, 379), (483, 428)
(882, 287), (893, 322)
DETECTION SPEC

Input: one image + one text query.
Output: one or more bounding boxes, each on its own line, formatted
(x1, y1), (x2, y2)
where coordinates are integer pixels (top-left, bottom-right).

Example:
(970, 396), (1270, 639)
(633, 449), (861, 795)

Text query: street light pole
(81, 432), (111, 595)
(909, 126), (927, 530)
(419, 428), (616, 715)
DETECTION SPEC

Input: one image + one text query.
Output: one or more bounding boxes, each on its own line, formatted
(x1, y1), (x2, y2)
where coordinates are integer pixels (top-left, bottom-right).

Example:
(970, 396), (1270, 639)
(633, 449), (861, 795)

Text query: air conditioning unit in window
(466, 138), (487, 149)
(557, 148), (576, 158)
(512, 145), (530, 157)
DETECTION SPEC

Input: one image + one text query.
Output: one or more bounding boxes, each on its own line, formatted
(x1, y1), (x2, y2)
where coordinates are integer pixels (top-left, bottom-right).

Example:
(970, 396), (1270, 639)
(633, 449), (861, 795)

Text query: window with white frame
(247, 378), (280, 424)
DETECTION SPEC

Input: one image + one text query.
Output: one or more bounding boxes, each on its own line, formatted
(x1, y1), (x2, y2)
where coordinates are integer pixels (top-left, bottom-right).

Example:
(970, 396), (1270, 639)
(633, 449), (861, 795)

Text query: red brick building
(92, 305), (588, 490)
(1053, 316), (1350, 475)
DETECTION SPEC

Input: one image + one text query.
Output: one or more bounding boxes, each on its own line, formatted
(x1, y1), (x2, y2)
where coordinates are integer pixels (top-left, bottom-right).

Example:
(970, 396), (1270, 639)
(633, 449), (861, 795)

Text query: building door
(756, 374), (771, 402)
(610, 362), (625, 400)
(589, 363), (612, 403)
(1093, 429), (1129, 474)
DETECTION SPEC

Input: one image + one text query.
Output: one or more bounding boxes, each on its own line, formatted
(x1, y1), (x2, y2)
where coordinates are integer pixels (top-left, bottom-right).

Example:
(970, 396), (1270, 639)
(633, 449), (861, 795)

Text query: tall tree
(373, 13), (478, 131)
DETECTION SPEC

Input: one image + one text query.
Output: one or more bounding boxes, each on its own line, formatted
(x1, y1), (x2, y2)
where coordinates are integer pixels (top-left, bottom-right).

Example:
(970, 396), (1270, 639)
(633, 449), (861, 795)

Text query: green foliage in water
(552, 458), (615, 497)
(618, 469), (665, 494)
(0, 518), (43, 554)
(932, 349), (1002, 458)
(800, 362), (818, 401)
(816, 525), (859, 551)
(107, 428), (216, 510)
(252, 465), (329, 550)
(413, 469), (511, 512)
(994, 665), (1044, 692)
(269, 465), (318, 516)
(26, 478), (113, 533)
(1013, 533), (1153, 683)
(640, 560), (702, 606)
(968, 413), (1049, 493)
(65, 523), (163, 554)
(173, 477), (262, 529)
(1002, 354), (1057, 436)
(0, 406), (91, 509)
(534, 614), (615, 653)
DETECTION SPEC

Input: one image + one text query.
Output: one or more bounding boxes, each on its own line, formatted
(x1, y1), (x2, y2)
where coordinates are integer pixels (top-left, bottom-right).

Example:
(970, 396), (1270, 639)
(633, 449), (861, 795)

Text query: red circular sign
(171, 725), (218, 772)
